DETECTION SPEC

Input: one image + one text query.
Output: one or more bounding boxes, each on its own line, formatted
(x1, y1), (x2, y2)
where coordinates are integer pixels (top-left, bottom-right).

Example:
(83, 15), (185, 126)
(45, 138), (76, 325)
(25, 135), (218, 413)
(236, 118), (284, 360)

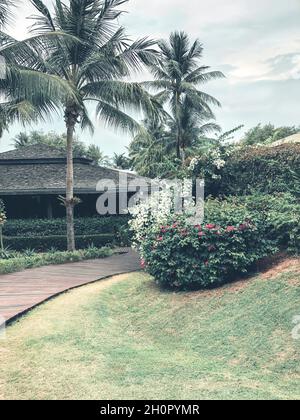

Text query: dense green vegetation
(1, 270), (299, 400)
(0, 246), (113, 275)
(204, 144), (300, 196)
(241, 123), (300, 146)
(2, 216), (131, 251)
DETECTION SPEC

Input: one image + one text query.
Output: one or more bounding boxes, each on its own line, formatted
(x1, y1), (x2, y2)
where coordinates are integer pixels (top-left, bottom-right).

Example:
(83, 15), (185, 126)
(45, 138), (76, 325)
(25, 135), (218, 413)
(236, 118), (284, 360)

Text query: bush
(141, 221), (276, 289)
(3, 234), (116, 252)
(0, 246), (113, 275)
(3, 215), (130, 237)
(204, 193), (300, 255)
(2, 216), (132, 250)
(192, 144), (300, 196)
(220, 144), (300, 196)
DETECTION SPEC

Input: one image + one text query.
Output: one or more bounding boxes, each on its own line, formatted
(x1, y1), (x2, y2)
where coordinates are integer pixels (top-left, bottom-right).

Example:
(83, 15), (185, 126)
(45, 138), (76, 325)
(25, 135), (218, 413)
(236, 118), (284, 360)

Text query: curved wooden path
(0, 248), (140, 324)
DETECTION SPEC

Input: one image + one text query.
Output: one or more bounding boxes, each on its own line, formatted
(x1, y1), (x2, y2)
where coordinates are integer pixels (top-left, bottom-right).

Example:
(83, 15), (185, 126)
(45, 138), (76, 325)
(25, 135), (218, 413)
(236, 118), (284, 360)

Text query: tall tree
(144, 31), (224, 161)
(5, 0), (160, 251)
(112, 152), (132, 170)
(0, 0), (15, 28)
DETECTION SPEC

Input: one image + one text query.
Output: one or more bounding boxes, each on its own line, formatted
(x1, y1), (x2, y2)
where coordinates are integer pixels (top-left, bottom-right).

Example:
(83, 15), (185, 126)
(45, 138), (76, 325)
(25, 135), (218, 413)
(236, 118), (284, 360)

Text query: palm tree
(86, 144), (110, 166)
(0, 0), (15, 28)
(144, 31), (224, 162)
(168, 98), (221, 161)
(112, 153), (132, 170)
(13, 132), (30, 147)
(129, 119), (178, 178)
(5, 0), (160, 251)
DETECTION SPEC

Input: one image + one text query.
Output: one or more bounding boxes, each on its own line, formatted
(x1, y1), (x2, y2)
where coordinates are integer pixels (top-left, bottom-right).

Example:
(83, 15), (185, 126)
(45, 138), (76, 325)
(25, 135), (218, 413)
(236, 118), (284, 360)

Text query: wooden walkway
(0, 249), (140, 324)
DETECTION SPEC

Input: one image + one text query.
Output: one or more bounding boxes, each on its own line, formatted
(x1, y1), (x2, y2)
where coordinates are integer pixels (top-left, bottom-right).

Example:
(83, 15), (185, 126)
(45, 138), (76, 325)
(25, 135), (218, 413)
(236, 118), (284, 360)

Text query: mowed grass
(0, 262), (300, 400)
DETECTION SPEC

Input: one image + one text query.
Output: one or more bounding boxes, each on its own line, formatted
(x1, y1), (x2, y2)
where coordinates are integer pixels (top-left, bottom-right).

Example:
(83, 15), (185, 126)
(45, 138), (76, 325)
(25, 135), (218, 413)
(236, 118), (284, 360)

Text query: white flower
(213, 159), (226, 170)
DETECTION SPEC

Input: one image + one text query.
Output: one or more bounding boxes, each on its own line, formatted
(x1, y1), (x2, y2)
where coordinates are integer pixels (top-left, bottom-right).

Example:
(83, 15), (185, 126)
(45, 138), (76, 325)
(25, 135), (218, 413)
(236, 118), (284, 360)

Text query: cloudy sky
(1, 0), (300, 155)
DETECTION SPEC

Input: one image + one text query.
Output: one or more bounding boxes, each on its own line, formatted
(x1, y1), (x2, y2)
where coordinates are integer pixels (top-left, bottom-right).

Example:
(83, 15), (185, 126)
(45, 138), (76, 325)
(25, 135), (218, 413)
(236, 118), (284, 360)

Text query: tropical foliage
(241, 123), (300, 146)
(143, 31), (224, 162)
(1, 0), (162, 250)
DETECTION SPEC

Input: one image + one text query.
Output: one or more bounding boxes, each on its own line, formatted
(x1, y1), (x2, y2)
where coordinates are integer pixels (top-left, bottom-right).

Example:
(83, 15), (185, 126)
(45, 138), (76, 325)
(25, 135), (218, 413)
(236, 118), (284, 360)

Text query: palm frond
(96, 100), (140, 134)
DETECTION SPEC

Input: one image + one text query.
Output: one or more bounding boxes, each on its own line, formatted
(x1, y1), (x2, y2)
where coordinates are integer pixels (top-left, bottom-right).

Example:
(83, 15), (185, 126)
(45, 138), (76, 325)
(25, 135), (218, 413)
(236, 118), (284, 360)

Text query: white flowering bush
(129, 181), (201, 256)
(189, 146), (230, 181)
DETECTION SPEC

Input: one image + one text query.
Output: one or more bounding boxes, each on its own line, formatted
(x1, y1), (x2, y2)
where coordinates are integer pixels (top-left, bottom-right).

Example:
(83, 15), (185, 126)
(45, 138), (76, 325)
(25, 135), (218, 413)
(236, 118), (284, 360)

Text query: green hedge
(4, 234), (116, 252)
(205, 144), (300, 196)
(0, 247), (113, 275)
(2, 216), (131, 250)
(3, 216), (130, 237)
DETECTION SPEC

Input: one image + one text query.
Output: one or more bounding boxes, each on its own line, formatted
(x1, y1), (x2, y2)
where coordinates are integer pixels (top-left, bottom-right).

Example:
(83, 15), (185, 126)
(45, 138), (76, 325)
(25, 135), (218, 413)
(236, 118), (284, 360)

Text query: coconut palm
(167, 97), (221, 161)
(4, 0), (160, 250)
(129, 118), (179, 178)
(0, 0), (15, 28)
(112, 153), (131, 170)
(144, 31), (224, 161)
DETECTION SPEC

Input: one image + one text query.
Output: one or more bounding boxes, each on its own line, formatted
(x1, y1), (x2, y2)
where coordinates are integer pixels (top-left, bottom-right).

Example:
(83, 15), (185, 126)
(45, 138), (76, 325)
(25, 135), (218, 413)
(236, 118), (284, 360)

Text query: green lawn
(0, 262), (299, 400)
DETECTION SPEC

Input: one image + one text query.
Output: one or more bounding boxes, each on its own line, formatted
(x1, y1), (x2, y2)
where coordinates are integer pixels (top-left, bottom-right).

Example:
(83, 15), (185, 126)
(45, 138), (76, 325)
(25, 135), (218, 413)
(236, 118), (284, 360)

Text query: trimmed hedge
(3, 216), (130, 237)
(2, 216), (131, 251)
(205, 144), (300, 196)
(4, 234), (116, 252)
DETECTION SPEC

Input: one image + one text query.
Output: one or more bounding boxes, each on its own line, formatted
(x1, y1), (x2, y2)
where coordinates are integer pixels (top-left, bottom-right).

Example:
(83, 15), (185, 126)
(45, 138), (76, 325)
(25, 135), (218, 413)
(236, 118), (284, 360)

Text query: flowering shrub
(129, 182), (201, 249)
(140, 221), (276, 289)
(189, 145), (232, 181)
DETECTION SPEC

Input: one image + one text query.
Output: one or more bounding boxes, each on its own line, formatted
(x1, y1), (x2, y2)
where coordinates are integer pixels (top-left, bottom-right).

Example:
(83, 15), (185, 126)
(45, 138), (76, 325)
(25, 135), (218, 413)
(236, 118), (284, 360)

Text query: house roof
(0, 145), (146, 195)
(271, 133), (300, 147)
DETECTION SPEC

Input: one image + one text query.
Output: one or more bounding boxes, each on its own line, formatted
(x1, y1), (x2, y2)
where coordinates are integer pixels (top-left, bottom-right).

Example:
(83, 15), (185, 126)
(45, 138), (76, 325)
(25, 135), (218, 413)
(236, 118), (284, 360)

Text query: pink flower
(205, 223), (216, 230)
(198, 231), (205, 237)
(205, 260), (209, 266)
(140, 259), (146, 269)
(157, 236), (163, 242)
(226, 226), (236, 233)
(239, 223), (249, 231)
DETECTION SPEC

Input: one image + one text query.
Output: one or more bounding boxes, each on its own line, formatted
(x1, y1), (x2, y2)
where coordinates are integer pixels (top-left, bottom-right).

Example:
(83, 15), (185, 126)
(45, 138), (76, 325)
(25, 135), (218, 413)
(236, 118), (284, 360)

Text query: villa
(0, 145), (144, 219)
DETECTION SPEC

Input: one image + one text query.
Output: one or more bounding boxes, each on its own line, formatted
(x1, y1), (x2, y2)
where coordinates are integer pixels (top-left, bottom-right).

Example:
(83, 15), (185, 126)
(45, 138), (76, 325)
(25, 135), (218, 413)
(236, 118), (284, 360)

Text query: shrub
(204, 193), (300, 255)
(2, 215), (132, 250)
(3, 215), (130, 237)
(141, 221), (276, 289)
(191, 144), (300, 196)
(0, 246), (113, 275)
(219, 144), (300, 195)
(129, 188), (277, 290)
(3, 234), (116, 252)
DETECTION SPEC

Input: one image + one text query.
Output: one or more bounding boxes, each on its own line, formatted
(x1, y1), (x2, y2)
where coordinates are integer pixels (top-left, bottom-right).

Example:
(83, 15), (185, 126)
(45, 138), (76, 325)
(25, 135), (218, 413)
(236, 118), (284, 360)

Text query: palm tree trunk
(175, 91), (182, 160)
(176, 133), (181, 160)
(181, 147), (186, 165)
(65, 105), (78, 252)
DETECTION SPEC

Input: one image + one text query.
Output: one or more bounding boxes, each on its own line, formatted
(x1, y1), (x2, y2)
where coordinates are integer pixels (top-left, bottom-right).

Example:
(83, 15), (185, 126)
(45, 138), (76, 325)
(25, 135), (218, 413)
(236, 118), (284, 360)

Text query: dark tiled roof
(0, 144), (67, 160)
(0, 145), (145, 195)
